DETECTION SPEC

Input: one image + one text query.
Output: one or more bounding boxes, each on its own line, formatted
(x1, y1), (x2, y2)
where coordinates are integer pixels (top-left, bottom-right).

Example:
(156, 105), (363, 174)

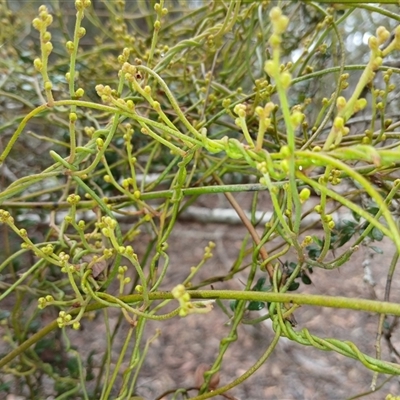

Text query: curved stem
(191, 324), (281, 399)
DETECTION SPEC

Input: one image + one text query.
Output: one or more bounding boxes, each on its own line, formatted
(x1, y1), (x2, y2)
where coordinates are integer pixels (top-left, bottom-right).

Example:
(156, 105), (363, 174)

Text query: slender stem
(192, 324), (281, 400)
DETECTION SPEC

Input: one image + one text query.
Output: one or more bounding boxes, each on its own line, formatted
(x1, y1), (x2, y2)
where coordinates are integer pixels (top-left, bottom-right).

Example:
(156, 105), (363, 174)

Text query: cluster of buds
(372, 26), (400, 58)
(38, 295), (54, 309)
(41, 244), (54, 256)
(98, 216), (117, 238)
(121, 62), (140, 84)
(118, 48), (131, 64)
(301, 236), (313, 248)
(117, 265), (131, 293)
(257, 158), (286, 183)
(269, 7), (289, 49)
(172, 284), (214, 317)
(385, 394), (400, 400)
(203, 242), (216, 260)
(59, 252), (76, 273)
(56, 311), (80, 330)
(233, 104), (247, 120)
(257, 161), (268, 175)
(153, 3), (168, 32)
(314, 205), (335, 230)
(32, 6), (53, 45)
(75, 0), (91, 11)
(264, 7), (291, 90)
(233, 104), (254, 147)
(32, 5), (54, 101)
(323, 214), (335, 230)
(328, 169), (341, 185)
(338, 73), (349, 90)
(369, 27), (390, 53)
(290, 109), (305, 129)
(67, 193), (81, 205)
(384, 69), (394, 87)
(95, 84), (114, 104)
(0, 209), (14, 224)
(84, 126), (95, 137)
(96, 216), (122, 253)
(96, 83), (135, 112)
(366, 26), (399, 90)
(122, 177), (134, 190)
(254, 78), (273, 97)
(117, 245), (136, 257)
(123, 123), (134, 142)
(265, 60), (292, 89)
(57, 311), (72, 328)
(121, 178), (141, 198)
(103, 248), (114, 259)
(255, 102), (275, 134)
(172, 284), (193, 317)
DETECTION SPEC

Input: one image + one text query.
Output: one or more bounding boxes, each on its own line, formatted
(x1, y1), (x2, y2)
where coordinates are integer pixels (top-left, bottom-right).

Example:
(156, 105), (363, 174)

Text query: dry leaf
(81, 254), (108, 278)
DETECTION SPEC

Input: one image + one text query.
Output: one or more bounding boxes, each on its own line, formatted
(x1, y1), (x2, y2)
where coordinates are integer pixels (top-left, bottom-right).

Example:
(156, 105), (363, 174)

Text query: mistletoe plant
(1, 1), (400, 399)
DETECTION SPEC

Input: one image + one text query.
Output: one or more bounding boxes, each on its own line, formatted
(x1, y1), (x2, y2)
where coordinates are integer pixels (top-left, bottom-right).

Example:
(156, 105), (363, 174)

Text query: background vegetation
(1, 1), (400, 399)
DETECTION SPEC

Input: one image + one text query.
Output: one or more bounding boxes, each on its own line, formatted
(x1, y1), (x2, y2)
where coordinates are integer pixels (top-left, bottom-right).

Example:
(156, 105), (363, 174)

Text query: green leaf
(35, 338), (54, 354)
(260, 285), (272, 292)
(367, 206), (380, 216)
(339, 220), (358, 234)
(288, 281), (300, 291)
(351, 210), (361, 222)
(336, 233), (352, 248)
(370, 245), (383, 254)
(301, 273), (312, 285)
(27, 319), (41, 333)
(252, 277), (266, 291)
(333, 219), (359, 248)
(67, 357), (80, 378)
(0, 381), (11, 392)
(312, 235), (323, 246)
(0, 310), (10, 320)
(229, 300), (238, 311)
(86, 350), (96, 381)
(370, 227), (384, 241)
(306, 244), (321, 260)
(288, 262), (297, 271)
(248, 301), (265, 311)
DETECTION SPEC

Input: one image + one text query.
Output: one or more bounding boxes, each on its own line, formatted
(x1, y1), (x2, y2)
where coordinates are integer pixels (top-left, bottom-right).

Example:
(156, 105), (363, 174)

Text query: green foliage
(230, 277), (271, 311)
(1, 1), (400, 398)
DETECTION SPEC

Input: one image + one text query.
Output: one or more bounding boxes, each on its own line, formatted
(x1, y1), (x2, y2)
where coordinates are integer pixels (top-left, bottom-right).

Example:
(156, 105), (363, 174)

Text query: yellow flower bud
(280, 71), (292, 89)
(299, 188), (311, 203)
(44, 81), (53, 91)
(336, 96), (347, 110)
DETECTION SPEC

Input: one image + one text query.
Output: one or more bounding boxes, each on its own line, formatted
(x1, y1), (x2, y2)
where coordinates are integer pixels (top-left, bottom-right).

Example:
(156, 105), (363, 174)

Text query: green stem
(2, 289), (400, 369)
(296, 151), (400, 252)
(102, 326), (134, 399)
(191, 325), (281, 399)
(147, 0), (164, 68)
